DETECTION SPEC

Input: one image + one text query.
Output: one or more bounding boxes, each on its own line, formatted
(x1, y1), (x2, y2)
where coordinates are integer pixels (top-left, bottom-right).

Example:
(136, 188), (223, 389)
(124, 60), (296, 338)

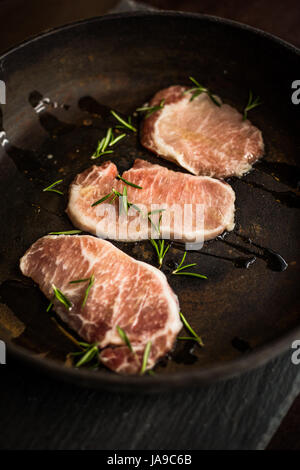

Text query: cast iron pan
(0, 12), (299, 392)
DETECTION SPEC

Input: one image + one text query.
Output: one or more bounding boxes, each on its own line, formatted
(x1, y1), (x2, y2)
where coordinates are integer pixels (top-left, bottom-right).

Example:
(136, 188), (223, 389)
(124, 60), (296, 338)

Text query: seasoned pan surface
(0, 12), (299, 391)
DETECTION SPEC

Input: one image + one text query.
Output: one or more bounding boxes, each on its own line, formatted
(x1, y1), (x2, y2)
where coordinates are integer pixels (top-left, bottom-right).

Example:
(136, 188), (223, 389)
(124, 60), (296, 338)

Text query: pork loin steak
(67, 159), (235, 244)
(140, 85), (264, 178)
(20, 235), (182, 374)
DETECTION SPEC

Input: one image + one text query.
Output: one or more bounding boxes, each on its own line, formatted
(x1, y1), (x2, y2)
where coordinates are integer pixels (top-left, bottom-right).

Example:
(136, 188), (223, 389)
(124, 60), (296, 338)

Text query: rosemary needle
(172, 251), (208, 279)
(179, 312), (204, 347)
(91, 192), (114, 207)
(185, 76), (221, 107)
(48, 230), (82, 235)
(122, 185), (128, 214)
(69, 277), (91, 284)
(109, 133), (126, 146)
(81, 274), (95, 308)
(110, 110), (137, 132)
(91, 127), (125, 159)
(136, 99), (165, 118)
(75, 343), (99, 368)
(117, 174), (142, 189)
(43, 179), (63, 195)
(52, 284), (72, 310)
(140, 341), (152, 375)
(116, 325), (134, 353)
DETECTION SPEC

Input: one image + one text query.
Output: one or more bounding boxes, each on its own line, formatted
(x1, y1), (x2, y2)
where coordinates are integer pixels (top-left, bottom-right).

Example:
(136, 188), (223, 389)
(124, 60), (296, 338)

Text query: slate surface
(0, 0), (299, 451)
(1, 350), (300, 450)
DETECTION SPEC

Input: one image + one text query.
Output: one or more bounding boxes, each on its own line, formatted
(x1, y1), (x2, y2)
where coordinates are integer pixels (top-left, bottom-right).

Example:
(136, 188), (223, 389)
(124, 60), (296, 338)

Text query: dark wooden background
(0, 0), (299, 450)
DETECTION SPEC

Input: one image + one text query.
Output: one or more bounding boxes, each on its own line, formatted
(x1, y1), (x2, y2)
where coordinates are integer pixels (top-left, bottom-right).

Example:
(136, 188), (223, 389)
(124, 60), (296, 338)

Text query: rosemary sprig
(140, 341), (152, 375)
(91, 128), (114, 159)
(81, 274), (95, 308)
(110, 110), (137, 132)
(116, 325), (134, 353)
(136, 99), (165, 118)
(52, 284), (72, 310)
(179, 311), (204, 347)
(117, 174), (143, 189)
(48, 230), (82, 235)
(243, 90), (262, 121)
(43, 179), (64, 195)
(172, 251), (207, 279)
(150, 238), (170, 268)
(184, 76), (221, 107)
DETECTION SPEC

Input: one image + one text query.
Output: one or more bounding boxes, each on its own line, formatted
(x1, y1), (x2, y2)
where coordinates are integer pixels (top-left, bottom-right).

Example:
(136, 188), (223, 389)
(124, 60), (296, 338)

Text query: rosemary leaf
(101, 127), (113, 152)
(177, 336), (198, 341)
(140, 341), (152, 375)
(128, 202), (142, 213)
(43, 179), (63, 195)
(122, 185), (128, 214)
(48, 230), (82, 235)
(173, 272), (208, 279)
(172, 251), (207, 279)
(173, 263), (197, 272)
(110, 110), (137, 132)
(177, 251), (186, 269)
(136, 99), (165, 118)
(117, 174), (142, 189)
(109, 133), (126, 146)
(179, 311), (204, 347)
(81, 274), (95, 308)
(91, 192), (113, 207)
(148, 209), (165, 234)
(116, 325), (133, 353)
(52, 284), (72, 310)
(75, 344), (98, 367)
(69, 277), (91, 284)
(91, 150), (114, 160)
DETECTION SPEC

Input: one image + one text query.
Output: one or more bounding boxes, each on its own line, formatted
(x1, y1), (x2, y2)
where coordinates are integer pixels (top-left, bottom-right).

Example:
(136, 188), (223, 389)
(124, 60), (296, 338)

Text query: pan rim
(0, 10), (299, 63)
(1, 10), (299, 390)
(6, 327), (296, 391)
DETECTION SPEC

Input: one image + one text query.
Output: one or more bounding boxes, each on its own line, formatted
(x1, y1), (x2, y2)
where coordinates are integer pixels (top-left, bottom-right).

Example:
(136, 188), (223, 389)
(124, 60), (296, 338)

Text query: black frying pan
(0, 11), (299, 392)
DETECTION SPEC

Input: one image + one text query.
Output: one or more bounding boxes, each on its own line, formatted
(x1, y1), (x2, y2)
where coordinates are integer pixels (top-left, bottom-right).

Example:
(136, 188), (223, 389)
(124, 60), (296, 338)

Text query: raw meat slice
(67, 159), (235, 244)
(20, 235), (182, 374)
(140, 85), (264, 178)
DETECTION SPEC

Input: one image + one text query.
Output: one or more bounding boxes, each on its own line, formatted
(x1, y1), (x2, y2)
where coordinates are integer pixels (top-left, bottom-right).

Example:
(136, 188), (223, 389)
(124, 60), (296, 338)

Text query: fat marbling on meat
(140, 85), (264, 178)
(20, 235), (182, 374)
(67, 159), (235, 245)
